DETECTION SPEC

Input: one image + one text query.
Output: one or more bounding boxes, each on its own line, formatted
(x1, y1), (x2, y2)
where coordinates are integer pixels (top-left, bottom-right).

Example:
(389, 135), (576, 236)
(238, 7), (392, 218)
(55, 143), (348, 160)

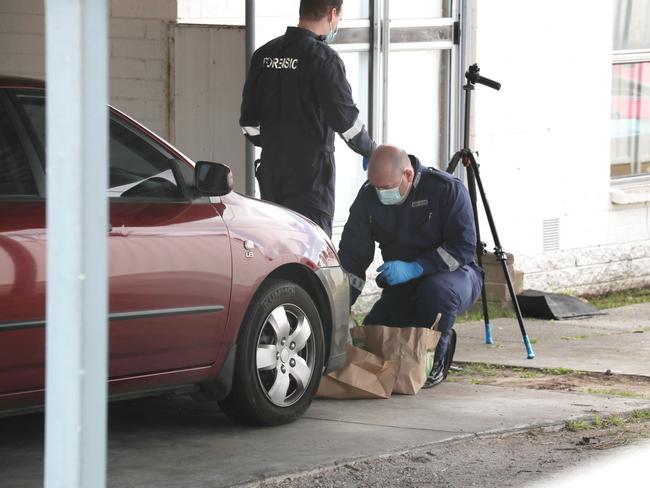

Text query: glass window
(0, 100), (38, 196)
(611, 62), (650, 177)
(611, 0), (650, 178)
(387, 50), (451, 170)
(15, 93), (46, 150)
(13, 91), (183, 199)
(109, 119), (183, 200)
(390, 1), (450, 19)
(339, 0), (369, 20)
(334, 50), (370, 224)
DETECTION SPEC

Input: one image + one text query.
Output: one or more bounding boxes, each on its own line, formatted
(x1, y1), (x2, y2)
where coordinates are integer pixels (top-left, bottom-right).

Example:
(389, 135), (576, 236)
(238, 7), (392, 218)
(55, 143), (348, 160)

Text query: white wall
(171, 24), (247, 192)
(177, 0), (300, 47)
(472, 0), (650, 294)
(0, 0), (176, 139)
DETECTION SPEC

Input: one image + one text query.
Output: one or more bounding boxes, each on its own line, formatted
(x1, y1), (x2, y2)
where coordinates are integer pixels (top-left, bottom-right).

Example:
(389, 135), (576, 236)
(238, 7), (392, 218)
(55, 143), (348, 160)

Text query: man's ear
(406, 167), (415, 183)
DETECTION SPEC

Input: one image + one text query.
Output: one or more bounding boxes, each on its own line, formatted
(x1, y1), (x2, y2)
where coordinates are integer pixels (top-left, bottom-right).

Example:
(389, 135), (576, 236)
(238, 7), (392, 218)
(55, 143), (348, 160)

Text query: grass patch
(565, 411), (650, 433)
(456, 303), (515, 323)
(351, 313), (365, 327)
(451, 363), (581, 378)
(587, 388), (642, 398)
(560, 335), (590, 341)
(449, 363), (504, 377)
(542, 367), (577, 376)
(518, 370), (542, 379)
(608, 416), (626, 427)
(629, 409), (650, 422)
(582, 287), (650, 310)
(566, 419), (590, 431)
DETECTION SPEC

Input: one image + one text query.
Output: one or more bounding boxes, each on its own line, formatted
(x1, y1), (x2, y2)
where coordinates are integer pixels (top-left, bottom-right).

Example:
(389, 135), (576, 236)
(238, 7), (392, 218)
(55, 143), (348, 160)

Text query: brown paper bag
(316, 345), (398, 399)
(350, 324), (441, 395)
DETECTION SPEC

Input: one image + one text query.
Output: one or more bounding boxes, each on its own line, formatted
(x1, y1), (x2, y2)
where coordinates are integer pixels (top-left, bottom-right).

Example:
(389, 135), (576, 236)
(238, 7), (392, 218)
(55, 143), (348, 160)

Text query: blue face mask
(326, 18), (339, 43)
(376, 175), (407, 205)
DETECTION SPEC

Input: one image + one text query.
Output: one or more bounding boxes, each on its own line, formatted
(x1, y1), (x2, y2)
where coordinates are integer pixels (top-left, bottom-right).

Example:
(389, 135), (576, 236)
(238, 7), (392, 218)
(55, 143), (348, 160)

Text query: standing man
(240, 0), (376, 237)
(338, 145), (483, 387)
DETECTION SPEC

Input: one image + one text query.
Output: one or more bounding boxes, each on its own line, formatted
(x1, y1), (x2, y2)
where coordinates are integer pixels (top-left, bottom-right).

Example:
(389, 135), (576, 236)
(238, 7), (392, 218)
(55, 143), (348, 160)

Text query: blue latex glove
(376, 260), (424, 286)
(362, 156), (370, 171)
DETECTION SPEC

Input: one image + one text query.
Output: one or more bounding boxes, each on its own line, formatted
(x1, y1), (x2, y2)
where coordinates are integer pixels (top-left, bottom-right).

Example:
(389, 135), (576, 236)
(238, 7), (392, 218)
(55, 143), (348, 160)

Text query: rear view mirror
(194, 161), (234, 196)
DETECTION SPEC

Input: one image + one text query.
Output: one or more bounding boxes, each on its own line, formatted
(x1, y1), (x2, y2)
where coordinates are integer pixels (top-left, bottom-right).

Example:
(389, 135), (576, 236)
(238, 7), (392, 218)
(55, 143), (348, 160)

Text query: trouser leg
(413, 266), (482, 362)
(279, 153), (335, 238)
(362, 282), (417, 326)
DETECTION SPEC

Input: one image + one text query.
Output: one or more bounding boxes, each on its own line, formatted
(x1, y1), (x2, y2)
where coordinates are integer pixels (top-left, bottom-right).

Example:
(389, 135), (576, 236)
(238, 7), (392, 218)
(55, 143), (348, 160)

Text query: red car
(0, 76), (348, 426)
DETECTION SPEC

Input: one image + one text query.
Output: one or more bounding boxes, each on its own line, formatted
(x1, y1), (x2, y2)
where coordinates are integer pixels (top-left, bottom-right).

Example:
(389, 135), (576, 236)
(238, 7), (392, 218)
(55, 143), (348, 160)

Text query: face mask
(325, 13), (339, 43)
(376, 175), (407, 205)
(325, 23), (338, 43)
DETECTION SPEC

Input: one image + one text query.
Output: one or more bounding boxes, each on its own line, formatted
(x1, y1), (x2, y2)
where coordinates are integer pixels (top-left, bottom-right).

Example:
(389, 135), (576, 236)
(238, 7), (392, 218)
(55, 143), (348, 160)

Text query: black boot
(422, 329), (457, 389)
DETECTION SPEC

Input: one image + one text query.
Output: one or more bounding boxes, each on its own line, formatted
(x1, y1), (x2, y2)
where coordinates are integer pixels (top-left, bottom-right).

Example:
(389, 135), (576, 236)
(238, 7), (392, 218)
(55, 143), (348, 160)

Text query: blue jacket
(338, 155), (481, 305)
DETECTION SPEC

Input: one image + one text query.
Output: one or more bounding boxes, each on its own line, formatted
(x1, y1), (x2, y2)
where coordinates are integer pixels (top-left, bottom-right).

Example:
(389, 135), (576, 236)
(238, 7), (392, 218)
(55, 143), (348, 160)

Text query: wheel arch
(265, 264), (333, 362)
(200, 264), (335, 403)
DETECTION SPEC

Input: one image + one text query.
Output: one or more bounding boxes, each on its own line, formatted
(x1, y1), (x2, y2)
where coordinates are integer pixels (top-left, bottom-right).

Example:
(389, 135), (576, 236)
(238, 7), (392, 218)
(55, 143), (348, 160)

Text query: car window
(108, 119), (184, 200)
(14, 92), (46, 150)
(0, 100), (38, 196)
(12, 90), (184, 201)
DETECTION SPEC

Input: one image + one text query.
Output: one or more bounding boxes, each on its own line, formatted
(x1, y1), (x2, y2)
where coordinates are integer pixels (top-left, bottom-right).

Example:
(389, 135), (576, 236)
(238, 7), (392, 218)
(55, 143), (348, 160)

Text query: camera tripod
(446, 64), (535, 359)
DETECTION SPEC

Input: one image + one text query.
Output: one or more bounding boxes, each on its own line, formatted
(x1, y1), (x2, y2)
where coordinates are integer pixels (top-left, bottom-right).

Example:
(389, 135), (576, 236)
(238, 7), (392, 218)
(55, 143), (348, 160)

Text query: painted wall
(472, 0), (650, 294)
(0, 0), (176, 139)
(171, 24), (246, 192)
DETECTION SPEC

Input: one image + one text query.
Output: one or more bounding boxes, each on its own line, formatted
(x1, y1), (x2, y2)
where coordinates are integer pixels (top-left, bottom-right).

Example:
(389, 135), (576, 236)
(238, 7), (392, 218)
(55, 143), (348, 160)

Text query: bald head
(368, 145), (410, 178)
(367, 144), (413, 190)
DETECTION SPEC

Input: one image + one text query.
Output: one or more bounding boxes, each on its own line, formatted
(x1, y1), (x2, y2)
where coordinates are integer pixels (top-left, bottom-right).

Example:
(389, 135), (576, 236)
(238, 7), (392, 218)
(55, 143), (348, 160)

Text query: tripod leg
(466, 163), (494, 345)
(467, 154), (535, 359)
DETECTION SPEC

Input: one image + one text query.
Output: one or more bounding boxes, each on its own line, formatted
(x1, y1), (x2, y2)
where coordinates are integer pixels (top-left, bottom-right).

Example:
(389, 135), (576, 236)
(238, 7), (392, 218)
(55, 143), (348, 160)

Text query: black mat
(516, 289), (605, 320)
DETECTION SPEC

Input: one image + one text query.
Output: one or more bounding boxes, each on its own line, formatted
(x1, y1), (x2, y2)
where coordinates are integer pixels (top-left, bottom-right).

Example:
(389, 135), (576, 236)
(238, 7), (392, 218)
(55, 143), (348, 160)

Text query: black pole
(468, 154), (535, 359)
(448, 81), (494, 344)
(447, 64), (534, 359)
(463, 83), (494, 345)
(244, 0), (255, 196)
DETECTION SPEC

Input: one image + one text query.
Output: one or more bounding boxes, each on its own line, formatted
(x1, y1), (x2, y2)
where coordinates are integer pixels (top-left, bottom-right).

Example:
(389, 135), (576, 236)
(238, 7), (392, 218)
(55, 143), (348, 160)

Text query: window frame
(107, 112), (193, 204)
(611, 49), (650, 182)
(1, 86), (197, 203)
(0, 89), (46, 200)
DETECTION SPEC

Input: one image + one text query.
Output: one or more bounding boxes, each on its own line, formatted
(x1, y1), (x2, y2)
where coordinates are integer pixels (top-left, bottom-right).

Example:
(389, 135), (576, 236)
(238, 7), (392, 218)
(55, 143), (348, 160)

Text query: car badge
(244, 240), (255, 258)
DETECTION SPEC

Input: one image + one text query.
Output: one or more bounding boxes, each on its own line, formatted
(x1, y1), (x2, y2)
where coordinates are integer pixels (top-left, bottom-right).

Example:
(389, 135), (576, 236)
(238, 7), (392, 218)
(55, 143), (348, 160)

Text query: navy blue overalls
(240, 27), (376, 237)
(338, 155), (483, 361)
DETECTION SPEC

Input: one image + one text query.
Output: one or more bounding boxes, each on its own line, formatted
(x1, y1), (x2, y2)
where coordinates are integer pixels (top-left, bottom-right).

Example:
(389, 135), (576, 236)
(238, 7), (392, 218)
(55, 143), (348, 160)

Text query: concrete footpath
(2, 303), (650, 488)
(455, 301), (650, 375)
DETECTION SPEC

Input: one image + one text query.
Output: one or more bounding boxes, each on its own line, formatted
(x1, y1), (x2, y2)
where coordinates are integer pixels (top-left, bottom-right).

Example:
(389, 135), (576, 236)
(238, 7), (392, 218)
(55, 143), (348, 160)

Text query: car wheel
(218, 279), (324, 426)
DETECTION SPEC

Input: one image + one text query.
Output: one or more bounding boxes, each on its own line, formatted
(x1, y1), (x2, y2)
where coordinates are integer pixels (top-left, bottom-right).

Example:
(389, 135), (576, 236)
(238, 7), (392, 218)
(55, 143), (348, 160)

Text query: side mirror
(194, 161), (234, 196)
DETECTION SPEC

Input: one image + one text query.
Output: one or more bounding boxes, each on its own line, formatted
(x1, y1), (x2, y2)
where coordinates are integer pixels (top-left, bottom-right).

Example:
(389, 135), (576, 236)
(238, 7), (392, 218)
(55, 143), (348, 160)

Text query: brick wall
(0, 0), (176, 138)
(109, 0), (176, 137)
(521, 241), (650, 296)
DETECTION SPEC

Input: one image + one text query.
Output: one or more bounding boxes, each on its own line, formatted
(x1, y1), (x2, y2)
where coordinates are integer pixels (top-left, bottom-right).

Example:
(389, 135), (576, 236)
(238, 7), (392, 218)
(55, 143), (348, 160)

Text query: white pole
(44, 0), (109, 487)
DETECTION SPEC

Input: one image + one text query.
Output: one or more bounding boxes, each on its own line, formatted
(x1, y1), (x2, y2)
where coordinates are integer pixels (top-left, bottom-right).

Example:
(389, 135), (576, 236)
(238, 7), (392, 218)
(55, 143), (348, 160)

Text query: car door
(0, 88), (47, 403)
(105, 113), (232, 378)
(0, 88), (232, 402)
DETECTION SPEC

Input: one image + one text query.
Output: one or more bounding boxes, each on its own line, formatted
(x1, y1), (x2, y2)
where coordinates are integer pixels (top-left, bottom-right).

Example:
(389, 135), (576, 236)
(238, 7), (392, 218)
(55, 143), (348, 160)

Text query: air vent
(543, 218), (560, 252)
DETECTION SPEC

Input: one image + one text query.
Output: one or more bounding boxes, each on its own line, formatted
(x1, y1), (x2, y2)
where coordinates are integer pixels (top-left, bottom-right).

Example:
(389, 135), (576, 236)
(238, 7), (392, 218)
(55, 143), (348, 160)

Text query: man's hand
(376, 260), (423, 286)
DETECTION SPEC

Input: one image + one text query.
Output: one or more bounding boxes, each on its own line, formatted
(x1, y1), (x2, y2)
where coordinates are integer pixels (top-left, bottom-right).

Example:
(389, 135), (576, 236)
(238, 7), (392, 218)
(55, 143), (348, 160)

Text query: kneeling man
(338, 144), (483, 387)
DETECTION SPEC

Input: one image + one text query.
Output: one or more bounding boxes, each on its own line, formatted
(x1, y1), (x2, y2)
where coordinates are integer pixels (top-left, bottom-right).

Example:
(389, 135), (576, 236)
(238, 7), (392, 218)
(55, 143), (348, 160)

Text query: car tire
(218, 279), (324, 426)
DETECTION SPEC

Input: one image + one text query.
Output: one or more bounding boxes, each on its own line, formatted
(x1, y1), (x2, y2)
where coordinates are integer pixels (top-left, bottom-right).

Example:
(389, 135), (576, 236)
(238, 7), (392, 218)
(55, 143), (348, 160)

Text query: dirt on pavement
(447, 362), (650, 399)
(254, 419), (650, 488)
(252, 364), (650, 488)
